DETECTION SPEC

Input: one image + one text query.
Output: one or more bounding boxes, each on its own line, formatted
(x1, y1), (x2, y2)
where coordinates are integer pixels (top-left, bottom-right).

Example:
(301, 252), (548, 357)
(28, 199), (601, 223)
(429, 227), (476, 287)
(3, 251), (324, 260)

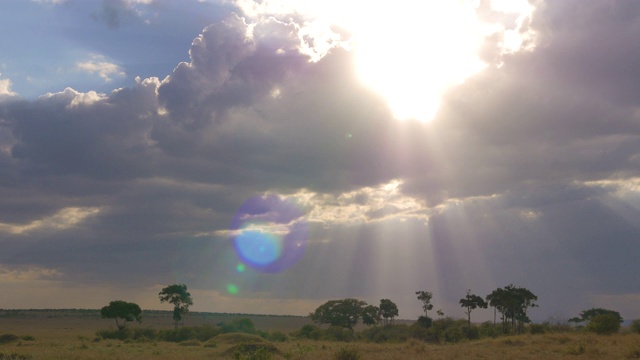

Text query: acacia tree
(415, 291), (434, 318)
(459, 289), (487, 328)
(159, 283), (193, 329)
(379, 299), (399, 325)
(486, 284), (537, 333)
(309, 298), (367, 331)
(570, 308), (623, 334)
(361, 304), (381, 326)
(100, 300), (142, 330)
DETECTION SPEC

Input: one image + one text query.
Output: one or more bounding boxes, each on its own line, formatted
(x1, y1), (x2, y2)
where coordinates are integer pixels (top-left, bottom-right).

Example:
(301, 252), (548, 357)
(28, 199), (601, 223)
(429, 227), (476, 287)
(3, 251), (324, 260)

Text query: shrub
(586, 314), (621, 335)
(295, 324), (319, 339)
(158, 325), (219, 342)
(529, 323), (546, 335)
(96, 328), (132, 340)
(219, 318), (256, 334)
(265, 331), (288, 342)
(227, 343), (278, 360)
(630, 319), (640, 334)
(416, 316), (432, 329)
(324, 326), (356, 342)
(360, 324), (411, 343)
(333, 346), (361, 360)
(478, 322), (501, 338)
(0, 334), (19, 345)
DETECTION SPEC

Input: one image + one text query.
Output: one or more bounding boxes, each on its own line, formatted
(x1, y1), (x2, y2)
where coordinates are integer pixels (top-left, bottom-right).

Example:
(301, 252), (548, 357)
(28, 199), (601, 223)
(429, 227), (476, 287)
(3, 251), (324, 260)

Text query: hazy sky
(1, 0), (639, 322)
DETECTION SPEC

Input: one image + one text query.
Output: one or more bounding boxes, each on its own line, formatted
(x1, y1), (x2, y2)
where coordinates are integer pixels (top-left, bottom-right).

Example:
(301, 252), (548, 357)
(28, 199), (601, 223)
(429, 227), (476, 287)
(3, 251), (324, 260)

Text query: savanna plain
(1, 310), (640, 360)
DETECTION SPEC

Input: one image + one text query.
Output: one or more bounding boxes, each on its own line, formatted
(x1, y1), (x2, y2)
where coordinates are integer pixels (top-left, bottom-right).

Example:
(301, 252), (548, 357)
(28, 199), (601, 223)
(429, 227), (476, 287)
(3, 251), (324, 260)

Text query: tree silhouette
(486, 284), (537, 333)
(459, 289), (487, 328)
(361, 304), (381, 326)
(309, 298), (367, 331)
(379, 299), (399, 325)
(415, 291), (434, 318)
(159, 283), (193, 329)
(100, 300), (142, 331)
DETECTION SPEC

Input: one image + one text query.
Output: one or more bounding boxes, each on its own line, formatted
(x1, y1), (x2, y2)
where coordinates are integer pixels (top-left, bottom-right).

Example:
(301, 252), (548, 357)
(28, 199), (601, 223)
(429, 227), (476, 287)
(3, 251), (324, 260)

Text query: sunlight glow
(236, 0), (537, 122)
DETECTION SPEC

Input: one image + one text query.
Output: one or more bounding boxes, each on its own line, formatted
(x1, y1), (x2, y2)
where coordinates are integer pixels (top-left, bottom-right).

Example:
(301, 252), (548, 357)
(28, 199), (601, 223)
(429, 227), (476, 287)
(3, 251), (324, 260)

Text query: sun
(352, 2), (490, 122)
(237, 0), (535, 122)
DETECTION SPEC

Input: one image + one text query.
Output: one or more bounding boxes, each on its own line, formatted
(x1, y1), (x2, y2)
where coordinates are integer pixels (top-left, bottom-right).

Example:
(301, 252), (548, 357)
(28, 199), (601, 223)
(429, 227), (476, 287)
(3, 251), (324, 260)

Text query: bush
(323, 326), (356, 342)
(478, 322), (501, 338)
(0, 334), (19, 345)
(586, 314), (621, 335)
(529, 323), (546, 335)
(264, 331), (288, 342)
(333, 346), (361, 360)
(219, 318), (256, 334)
(630, 319), (640, 334)
(158, 325), (219, 342)
(96, 327), (158, 341)
(295, 324), (319, 339)
(227, 343), (278, 360)
(428, 317), (469, 343)
(359, 324), (411, 343)
(416, 316), (432, 329)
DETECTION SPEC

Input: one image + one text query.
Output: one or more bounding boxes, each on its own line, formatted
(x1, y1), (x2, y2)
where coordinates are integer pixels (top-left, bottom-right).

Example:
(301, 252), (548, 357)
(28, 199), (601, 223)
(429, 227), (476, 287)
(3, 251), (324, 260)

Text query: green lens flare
(227, 284), (239, 295)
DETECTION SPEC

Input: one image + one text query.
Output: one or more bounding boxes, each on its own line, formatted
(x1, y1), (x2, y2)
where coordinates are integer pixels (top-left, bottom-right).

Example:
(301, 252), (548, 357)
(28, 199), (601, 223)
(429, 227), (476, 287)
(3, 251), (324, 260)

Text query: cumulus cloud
(0, 75), (17, 98)
(76, 54), (126, 82)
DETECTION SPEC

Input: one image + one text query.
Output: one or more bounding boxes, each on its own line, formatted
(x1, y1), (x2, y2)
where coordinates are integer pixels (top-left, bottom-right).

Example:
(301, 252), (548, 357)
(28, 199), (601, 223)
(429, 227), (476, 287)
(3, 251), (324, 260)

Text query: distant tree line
(98, 282), (628, 344)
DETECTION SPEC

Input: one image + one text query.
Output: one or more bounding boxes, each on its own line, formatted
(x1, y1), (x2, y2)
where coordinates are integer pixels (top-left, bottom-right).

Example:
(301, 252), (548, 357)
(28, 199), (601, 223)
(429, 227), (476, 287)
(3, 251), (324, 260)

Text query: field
(0, 310), (639, 359)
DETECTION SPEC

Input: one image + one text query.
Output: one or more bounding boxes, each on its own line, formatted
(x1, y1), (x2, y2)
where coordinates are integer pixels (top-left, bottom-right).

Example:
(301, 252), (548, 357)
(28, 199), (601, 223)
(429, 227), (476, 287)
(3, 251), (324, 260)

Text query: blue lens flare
(234, 229), (282, 266)
(230, 195), (308, 273)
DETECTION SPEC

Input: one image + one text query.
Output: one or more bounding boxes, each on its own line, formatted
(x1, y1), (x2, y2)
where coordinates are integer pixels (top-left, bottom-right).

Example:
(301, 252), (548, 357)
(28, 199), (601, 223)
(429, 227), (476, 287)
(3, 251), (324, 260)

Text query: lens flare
(227, 284), (239, 295)
(230, 194), (308, 273)
(236, 263), (246, 273)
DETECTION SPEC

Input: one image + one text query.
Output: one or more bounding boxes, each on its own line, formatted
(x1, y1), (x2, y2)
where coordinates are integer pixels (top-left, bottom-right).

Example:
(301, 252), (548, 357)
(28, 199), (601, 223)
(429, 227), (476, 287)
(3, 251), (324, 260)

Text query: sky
(0, 0), (639, 323)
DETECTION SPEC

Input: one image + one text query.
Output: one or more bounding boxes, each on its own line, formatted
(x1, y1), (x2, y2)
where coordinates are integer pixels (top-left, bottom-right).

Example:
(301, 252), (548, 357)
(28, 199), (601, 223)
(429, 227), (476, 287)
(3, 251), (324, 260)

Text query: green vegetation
(309, 299), (367, 331)
(459, 290), (487, 328)
(0, 284), (635, 359)
(158, 283), (193, 329)
(100, 300), (142, 330)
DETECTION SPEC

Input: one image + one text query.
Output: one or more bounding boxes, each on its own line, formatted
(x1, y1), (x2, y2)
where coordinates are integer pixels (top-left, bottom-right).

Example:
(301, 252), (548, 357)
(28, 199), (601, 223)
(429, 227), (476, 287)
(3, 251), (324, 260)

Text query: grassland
(0, 310), (639, 359)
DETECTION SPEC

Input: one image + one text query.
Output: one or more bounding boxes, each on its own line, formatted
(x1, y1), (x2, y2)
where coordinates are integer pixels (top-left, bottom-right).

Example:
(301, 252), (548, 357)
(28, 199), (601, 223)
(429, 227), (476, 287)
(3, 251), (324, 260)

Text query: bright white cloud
(233, 0), (537, 122)
(76, 54), (126, 83)
(0, 74), (17, 97)
(0, 207), (101, 235)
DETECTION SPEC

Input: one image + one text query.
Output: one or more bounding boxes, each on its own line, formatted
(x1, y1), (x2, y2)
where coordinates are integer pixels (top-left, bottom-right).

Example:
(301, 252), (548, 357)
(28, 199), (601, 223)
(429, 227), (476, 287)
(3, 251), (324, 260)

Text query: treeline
(305, 284), (634, 342)
(96, 282), (637, 345)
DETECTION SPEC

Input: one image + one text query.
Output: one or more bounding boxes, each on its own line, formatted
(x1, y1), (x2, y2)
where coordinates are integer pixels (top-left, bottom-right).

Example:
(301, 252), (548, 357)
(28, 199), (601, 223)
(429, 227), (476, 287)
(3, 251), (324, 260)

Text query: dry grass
(0, 310), (638, 359)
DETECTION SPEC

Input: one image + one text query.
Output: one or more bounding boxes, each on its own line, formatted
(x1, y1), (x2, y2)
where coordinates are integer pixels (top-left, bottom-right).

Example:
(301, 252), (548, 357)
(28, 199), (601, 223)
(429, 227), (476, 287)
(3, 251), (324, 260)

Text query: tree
(159, 283), (193, 329)
(415, 291), (434, 318)
(459, 289), (487, 328)
(486, 284), (538, 333)
(379, 299), (399, 325)
(361, 304), (381, 326)
(100, 300), (142, 331)
(309, 298), (367, 331)
(569, 308), (623, 325)
(570, 308), (623, 335)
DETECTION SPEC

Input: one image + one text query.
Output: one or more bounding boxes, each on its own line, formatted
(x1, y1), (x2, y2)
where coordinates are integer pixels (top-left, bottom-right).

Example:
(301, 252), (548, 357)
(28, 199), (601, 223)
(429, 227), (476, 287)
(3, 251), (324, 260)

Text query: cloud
(94, 0), (153, 28)
(0, 1), (639, 321)
(76, 54), (126, 82)
(0, 207), (100, 235)
(0, 75), (17, 98)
